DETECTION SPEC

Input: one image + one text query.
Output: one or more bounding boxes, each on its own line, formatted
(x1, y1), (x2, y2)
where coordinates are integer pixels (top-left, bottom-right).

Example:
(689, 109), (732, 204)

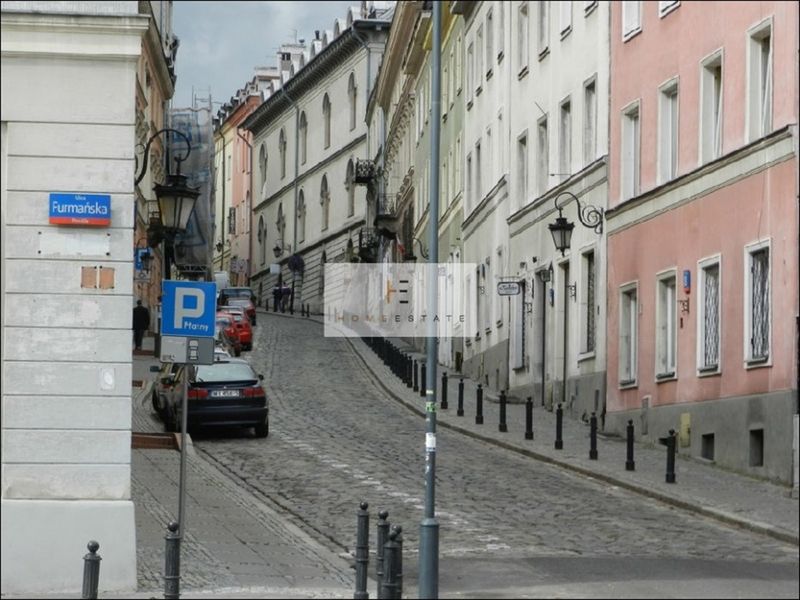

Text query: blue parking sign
(161, 280), (217, 338)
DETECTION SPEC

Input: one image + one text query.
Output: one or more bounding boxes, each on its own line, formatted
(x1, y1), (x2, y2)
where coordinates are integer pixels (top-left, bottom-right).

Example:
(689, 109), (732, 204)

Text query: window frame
(517, 130), (529, 208)
(518, 2), (530, 77)
(579, 244), (597, 359)
(559, 96), (572, 182)
(658, 0), (680, 18)
(743, 239), (772, 367)
(746, 17), (773, 142)
(537, 0), (550, 58)
(657, 77), (680, 184)
(696, 254), (722, 376)
(620, 99), (641, 201)
(699, 49), (724, 165)
(622, 1), (642, 41)
(559, 0), (572, 38)
(536, 114), (549, 196)
(655, 268), (678, 382)
(619, 281), (639, 388)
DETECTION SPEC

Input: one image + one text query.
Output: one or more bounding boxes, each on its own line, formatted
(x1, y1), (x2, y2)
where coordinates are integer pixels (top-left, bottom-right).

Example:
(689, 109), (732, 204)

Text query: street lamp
(548, 191), (604, 256)
(402, 237), (429, 262)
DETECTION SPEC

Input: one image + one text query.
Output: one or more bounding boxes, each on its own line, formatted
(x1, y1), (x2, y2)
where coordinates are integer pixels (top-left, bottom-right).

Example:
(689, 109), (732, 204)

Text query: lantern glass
(155, 174), (199, 232)
(548, 216), (575, 255)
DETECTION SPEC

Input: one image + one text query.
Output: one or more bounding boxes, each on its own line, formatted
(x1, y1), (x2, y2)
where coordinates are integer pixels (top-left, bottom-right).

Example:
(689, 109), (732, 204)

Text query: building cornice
(139, 1), (174, 98)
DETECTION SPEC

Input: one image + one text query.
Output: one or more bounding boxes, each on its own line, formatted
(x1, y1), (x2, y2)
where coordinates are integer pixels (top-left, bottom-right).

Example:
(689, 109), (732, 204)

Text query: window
(486, 127), (493, 185)
(456, 35), (463, 92)
(228, 206), (236, 234)
(298, 190), (306, 242)
(583, 79), (597, 165)
(559, 99), (571, 181)
(226, 153), (231, 180)
(449, 49), (456, 104)
(658, 0), (679, 16)
(536, 116), (549, 195)
(745, 242), (770, 363)
(299, 111), (308, 165)
(537, 0), (550, 56)
(747, 21), (772, 141)
(497, 1), (505, 59)
(466, 153), (473, 210)
(517, 133), (528, 207)
(257, 216), (266, 265)
(584, 0), (597, 13)
(700, 52), (723, 163)
(656, 272), (677, 379)
(320, 175), (330, 231)
(581, 250), (596, 353)
(477, 26), (484, 90)
(622, 1), (641, 39)
(486, 11), (494, 74)
(475, 140), (482, 202)
(621, 103), (640, 200)
(279, 128), (287, 179)
(455, 136), (462, 193)
(467, 42), (475, 103)
(658, 80), (679, 182)
(348, 73), (357, 131)
(619, 284), (638, 385)
(518, 2), (529, 74)
(443, 59), (449, 110)
(698, 257), (721, 372)
(346, 159), (355, 217)
(495, 249), (503, 324)
(559, 0), (572, 36)
(322, 93), (331, 149)
(258, 143), (267, 191)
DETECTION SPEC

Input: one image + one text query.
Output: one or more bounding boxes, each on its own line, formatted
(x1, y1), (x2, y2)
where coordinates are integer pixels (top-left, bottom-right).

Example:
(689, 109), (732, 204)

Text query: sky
(172, 1), (356, 109)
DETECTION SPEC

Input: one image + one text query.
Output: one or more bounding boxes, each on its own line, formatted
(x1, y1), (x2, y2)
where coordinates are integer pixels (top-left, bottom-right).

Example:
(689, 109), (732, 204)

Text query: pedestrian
(272, 284), (282, 312)
(281, 284), (291, 313)
(132, 299), (150, 351)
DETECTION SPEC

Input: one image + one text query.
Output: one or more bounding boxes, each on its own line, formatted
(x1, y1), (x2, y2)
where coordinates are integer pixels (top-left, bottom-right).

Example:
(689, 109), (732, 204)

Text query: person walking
(133, 299), (150, 351)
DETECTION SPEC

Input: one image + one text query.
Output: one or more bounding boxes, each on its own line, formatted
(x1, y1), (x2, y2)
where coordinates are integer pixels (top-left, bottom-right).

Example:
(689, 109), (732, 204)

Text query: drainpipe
(351, 22), (377, 225)
(279, 86), (300, 312)
(236, 128), (253, 285)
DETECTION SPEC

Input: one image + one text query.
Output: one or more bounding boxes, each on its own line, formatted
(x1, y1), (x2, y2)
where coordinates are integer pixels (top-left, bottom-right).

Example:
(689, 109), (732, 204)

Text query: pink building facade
(605, 1), (798, 483)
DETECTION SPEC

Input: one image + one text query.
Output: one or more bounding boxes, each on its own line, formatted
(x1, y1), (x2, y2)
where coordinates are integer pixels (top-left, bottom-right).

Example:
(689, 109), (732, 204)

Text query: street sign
(497, 281), (521, 296)
(49, 193), (111, 226)
(161, 280), (216, 338)
(160, 335), (214, 364)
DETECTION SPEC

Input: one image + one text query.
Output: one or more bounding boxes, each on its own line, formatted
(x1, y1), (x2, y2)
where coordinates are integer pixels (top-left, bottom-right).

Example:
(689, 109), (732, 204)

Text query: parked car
(150, 361), (178, 417)
(215, 314), (242, 356)
(219, 287), (257, 325)
(218, 308), (253, 351)
(160, 358), (269, 437)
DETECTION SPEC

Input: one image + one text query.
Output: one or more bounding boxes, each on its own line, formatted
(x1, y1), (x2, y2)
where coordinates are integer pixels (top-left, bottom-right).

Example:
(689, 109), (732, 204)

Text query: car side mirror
(258, 374), (264, 381)
(149, 365), (161, 373)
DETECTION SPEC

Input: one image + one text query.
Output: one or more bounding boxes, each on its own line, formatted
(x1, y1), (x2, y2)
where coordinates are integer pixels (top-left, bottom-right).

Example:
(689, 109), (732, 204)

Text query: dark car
(161, 358), (269, 437)
(219, 287), (257, 325)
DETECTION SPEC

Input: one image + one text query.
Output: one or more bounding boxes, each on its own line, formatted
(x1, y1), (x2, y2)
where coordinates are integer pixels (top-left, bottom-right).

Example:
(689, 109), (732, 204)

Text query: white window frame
(559, 0), (572, 37)
(620, 100), (641, 201)
(536, 114), (549, 196)
(699, 49), (724, 165)
(619, 281), (638, 387)
(517, 130), (529, 208)
(475, 139), (482, 203)
(486, 10), (494, 76)
(584, 0), (598, 15)
(476, 25), (484, 92)
(495, 247), (504, 326)
(746, 17), (773, 142)
(537, 0), (550, 57)
(696, 254), (722, 375)
(622, 1), (642, 40)
(559, 97), (572, 181)
(583, 76), (597, 166)
(467, 41), (475, 104)
(655, 268), (678, 381)
(579, 244), (597, 359)
(743, 239), (772, 367)
(657, 77), (679, 184)
(658, 0), (680, 17)
(518, 2), (530, 76)
(497, 0), (505, 60)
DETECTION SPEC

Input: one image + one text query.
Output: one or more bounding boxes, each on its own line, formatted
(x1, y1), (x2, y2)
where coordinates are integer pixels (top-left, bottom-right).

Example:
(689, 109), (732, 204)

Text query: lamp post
(547, 191), (604, 256)
(538, 266), (552, 409)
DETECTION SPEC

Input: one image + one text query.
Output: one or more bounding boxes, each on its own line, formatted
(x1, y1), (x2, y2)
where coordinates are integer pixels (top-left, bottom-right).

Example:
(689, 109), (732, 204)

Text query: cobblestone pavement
(187, 312), (798, 598)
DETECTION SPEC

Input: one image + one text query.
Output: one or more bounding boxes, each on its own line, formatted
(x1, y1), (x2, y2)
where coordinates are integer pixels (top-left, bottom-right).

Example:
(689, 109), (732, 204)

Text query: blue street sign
(49, 193), (111, 226)
(161, 280), (217, 338)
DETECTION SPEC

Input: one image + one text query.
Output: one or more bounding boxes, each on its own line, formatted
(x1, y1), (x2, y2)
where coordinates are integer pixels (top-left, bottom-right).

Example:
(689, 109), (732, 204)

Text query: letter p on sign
(174, 288), (204, 329)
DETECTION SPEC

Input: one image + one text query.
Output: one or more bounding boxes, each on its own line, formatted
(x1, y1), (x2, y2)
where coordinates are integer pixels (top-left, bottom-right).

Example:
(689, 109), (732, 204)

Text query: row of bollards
(353, 502), (403, 600)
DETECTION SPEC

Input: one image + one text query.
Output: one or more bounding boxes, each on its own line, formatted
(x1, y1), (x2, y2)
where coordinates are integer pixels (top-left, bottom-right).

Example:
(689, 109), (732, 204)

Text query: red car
(219, 308), (253, 351)
(215, 314), (242, 356)
(220, 288), (257, 325)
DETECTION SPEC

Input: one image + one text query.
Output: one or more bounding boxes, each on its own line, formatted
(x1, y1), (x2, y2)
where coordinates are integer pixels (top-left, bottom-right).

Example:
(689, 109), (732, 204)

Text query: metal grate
(586, 252), (595, 352)
(751, 248), (769, 359)
(702, 264), (720, 368)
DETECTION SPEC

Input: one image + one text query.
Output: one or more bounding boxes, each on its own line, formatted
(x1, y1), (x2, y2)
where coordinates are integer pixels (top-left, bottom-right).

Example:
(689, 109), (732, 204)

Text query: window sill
(486, 69), (493, 81)
(655, 371), (677, 383)
(746, 356), (771, 369)
(560, 26), (572, 41)
(584, 2), (597, 16)
(467, 99), (474, 111)
(578, 350), (596, 363)
(497, 50), (504, 64)
(484, 327), (492, 335)
(623, 27), (642, 43)
(517, 65), (529, 80)
(538, 47), (549, 62)
(442, 112), (448, 123)
(496, 319), (503, 328)
(697, 365), (721, 377)
(619, 379), (637, 390)
(659, 2), (680, 18)
(475, 85), (483, 96)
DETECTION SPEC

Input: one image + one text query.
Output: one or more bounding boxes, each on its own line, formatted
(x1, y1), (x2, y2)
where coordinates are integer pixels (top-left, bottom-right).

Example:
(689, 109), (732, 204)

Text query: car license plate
(212, 390), (240, 397)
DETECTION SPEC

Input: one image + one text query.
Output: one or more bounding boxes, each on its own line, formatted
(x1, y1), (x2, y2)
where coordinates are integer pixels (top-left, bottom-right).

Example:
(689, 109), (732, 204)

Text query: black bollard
(81, 541), (101, 600)
(666, 429), (677, 483)
(555, 403), (564, 450)
(441, 372), (449, 410)
(499, 389), (508, 432)
(475, 383), (484, 425)
(354, 501), (370, 599)
(381, 526), (401, 600)
(457, 378), (465, 416)
(524, 396), (534, 440)
(394, 525), (403, 599)
(625, 419), (636, 471)
(589, 412), (598, 460)
(163, 521), (180, 599)
(413, 360), (419, 392)
(420, 363), (426, 397)
(375, 511), (390, 598)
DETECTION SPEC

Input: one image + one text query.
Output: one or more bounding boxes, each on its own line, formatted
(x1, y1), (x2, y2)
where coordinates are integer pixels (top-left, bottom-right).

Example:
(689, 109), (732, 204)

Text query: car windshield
(216, 317), (232, 327)
(228, 298), (251, 306)
(223, 289), (253, 298)
(195, 362), (256, 383)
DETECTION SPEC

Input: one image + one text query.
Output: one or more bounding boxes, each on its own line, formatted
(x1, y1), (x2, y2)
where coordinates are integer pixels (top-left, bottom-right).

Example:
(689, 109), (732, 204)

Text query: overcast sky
(172, 1), (356, 108)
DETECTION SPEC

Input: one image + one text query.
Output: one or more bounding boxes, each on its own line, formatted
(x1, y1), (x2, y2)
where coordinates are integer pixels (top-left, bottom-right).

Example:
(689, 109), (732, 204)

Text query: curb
(344, 336), (800, 547)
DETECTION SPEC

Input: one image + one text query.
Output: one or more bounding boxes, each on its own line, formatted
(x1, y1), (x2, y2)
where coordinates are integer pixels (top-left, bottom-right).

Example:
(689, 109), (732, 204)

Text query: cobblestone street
(185, 312), (799, 598)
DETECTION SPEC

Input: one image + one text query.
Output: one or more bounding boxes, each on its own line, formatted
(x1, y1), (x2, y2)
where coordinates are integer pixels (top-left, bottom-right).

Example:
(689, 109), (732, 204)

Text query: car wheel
(151, 392), (160, 415)
(254, 420), (269, 438)
(164, 409), (178, 433)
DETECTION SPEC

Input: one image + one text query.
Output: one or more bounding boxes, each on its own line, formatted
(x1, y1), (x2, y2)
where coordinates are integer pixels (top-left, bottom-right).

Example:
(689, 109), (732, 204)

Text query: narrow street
(187, 312), (799, 598)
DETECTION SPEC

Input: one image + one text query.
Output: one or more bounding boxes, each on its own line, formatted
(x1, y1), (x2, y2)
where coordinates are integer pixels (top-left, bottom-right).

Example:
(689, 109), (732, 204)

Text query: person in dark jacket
(133, 300), (150, 350)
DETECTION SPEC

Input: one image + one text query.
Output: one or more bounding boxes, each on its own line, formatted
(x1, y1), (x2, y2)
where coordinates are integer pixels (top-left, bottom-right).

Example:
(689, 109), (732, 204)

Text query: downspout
(279, 85), (300, 312)
(236, 128), (253, 285)
(351, 22), (377, 229)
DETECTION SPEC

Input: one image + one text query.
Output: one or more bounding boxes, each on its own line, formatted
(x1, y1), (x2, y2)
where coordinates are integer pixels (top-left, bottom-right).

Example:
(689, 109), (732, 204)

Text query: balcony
(374, 193), (401, 235)
(354, 158), (376, 185)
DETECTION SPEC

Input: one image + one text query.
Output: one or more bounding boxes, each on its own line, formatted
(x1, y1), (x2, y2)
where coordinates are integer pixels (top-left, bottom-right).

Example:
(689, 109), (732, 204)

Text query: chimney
(315, 30), (320, 40)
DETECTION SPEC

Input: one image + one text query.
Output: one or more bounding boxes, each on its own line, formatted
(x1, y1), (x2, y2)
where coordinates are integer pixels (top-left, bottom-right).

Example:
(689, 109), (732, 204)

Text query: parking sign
(161, 280), (217, 338)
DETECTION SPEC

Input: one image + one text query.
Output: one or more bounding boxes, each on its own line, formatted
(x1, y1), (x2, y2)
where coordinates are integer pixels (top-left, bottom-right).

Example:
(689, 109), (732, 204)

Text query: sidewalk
(271, 308), (799, 547)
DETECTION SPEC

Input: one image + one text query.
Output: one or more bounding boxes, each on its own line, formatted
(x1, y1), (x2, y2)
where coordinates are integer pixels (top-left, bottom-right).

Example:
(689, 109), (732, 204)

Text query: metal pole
(666, 429), (677, 483)
(555, 403), (563, 450)
(525, 396), (534, 440)
(376, 511), (390, 598)
(541, 275), (547, 408)
(499, 389), (508, 432)
(163, 521), (181, 599)
(419, 3), (441, 597)
(626, 419), (635, 471)
(441, 372), (448, 410)
(178, 365), (189, 539)
(81, 541), (101, 600)
(354, 501), (370, 599)
(589, 412), (598, 459)
(457, 378), (464, 416)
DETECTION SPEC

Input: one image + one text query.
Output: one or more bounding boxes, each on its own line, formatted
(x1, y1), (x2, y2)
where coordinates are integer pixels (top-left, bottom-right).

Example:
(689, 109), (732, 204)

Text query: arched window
(244, 190), (250, 234)
(320, 174), (330, 231)
(348, 73), (357, 131)
(276, 203), (285, 244)
(259, 143), (267, 191)
(299, 111), (308, 165)
(257, 215), (266, 265)
(279, 128), (287, 178)
(346, 159), (355, 217)
(322, 93), (331, 149)
(298, 190), (306, 243)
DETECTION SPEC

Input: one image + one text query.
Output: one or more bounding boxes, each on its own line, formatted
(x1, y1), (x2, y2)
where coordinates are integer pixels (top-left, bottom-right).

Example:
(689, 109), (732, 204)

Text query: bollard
(163, 521), (181, 599)
(81, 541), (101, 600)
(375, 511), (390, 598)
(420, 363), (426, 397)
(394, 525), (403, 599)
(475, 383), (484, 425)
(525, 396), (534, 440)
(354, 501), (370, 599)
(441, 372), (449, 410)
(457, 378), (465, 416)
(625, 419), (636, 471)
(413, 360), (419, 392)
(406, 356), (413, 388)
(589, 412), (598, 460)
(555, 403), (564, 450)
(498, 389), (508, 432)
(666, 429), (677, 483)
(381, 526), (401, 600)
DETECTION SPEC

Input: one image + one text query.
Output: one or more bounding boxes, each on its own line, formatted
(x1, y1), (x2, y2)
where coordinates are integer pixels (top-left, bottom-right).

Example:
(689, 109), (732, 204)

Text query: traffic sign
(497, 281), (522, 296)
(161, 280), (216, 338)
(49, 193), (111, 226)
